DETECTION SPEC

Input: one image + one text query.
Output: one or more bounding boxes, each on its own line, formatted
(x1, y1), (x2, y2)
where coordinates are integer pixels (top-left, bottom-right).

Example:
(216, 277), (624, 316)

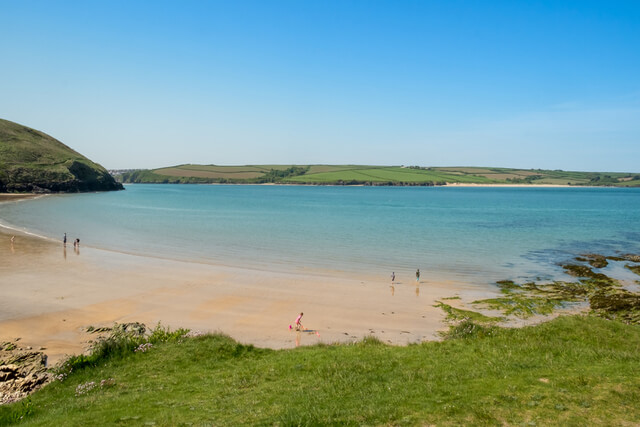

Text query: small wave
(0, 220), (58, 243)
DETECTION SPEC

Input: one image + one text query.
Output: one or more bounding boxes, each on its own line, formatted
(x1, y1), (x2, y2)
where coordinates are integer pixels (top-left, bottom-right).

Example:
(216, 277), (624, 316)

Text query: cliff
(0, 119), (123, 193)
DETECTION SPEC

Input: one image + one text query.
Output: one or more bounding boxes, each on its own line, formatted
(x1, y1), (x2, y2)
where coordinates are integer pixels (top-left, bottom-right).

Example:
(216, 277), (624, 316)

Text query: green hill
(0, 119), (123, 193)
(118, 164), (640, 186)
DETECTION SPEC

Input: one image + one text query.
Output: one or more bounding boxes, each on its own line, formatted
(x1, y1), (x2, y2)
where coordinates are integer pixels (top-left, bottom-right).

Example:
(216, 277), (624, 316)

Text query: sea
(1, 184), (639, 286)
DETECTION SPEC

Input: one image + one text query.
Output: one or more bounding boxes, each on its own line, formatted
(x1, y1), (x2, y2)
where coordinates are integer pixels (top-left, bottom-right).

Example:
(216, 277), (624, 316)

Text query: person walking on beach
(63, 233), (67, 246)
(391, 271), (395, 284)
(416, 268), (420, 283)
(295, 312), (304, 331)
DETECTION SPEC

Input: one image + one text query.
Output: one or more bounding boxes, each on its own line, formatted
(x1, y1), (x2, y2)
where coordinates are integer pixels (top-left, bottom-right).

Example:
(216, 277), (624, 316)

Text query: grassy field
(117, 164), (640, 187)
(2, 316), (639, 426)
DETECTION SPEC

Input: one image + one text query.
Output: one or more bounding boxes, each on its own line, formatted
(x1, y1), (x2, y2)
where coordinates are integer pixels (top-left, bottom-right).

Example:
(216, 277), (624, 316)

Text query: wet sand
(0, 194), (39, 202)
(0, 227), (495, 365)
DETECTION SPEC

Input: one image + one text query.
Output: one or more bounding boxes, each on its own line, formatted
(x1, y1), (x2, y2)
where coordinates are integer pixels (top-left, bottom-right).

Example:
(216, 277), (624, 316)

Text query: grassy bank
(116, 164), (640, 187)
(2, 316), (639, 426)
(0, 118), (122, 193)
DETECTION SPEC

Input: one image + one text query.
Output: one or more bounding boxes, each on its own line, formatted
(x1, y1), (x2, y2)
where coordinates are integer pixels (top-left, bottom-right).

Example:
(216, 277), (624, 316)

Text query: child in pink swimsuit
(295, 312), (304, 331)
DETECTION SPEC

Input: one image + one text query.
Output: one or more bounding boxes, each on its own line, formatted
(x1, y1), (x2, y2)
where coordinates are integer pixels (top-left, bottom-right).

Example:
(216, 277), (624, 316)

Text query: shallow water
(1, 185), (639, 286)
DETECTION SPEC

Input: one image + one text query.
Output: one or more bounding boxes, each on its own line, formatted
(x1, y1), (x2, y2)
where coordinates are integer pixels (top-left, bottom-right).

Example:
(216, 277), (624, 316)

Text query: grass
(2, 316), (639, 426)
(3, 255), (639, 425)
(0, 118), (121, 192)
(117, 164), (640, 187)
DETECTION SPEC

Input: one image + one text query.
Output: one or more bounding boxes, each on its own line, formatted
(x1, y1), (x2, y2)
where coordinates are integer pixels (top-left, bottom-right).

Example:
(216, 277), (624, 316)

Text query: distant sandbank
(444, 183), (579, 188)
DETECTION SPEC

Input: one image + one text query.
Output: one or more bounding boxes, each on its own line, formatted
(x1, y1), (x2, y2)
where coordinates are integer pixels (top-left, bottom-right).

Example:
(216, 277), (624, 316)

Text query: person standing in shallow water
(416, 268), (420, 283)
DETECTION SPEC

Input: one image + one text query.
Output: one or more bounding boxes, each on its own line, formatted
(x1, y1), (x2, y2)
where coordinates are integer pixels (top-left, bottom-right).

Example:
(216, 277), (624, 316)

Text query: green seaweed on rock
(443, 254), (640, 326)
(472, 293), (570, 318)
(625, 264), (640, 276)
(562, 264), (613, 282)
(575, 254), (609, 268)
(589, 289), (640, 324)
(433, 302), (501, 323)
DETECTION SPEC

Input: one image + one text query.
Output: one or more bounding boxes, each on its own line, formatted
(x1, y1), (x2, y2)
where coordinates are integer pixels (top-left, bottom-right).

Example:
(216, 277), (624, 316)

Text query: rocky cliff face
(0, 119), (123, 193)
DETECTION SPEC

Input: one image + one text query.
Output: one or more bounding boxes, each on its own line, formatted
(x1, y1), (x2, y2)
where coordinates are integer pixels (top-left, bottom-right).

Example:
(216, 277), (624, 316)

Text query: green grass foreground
(2, 316), (640, 426)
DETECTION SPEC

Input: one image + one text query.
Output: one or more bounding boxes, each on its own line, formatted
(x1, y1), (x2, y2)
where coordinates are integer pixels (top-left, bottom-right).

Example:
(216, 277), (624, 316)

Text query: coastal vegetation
(2, 254), (639, 426)
(0, 119), (122, 193)
(1, 317), (639, 426)
(116, 164), (640, 187)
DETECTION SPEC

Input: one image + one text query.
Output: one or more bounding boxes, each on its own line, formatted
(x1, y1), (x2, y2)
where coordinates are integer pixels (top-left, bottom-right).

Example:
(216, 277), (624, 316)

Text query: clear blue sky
(1, 1), (639, 171)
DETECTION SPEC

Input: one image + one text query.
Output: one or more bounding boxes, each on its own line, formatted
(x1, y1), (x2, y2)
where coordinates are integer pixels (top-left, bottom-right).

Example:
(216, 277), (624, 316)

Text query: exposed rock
(579, 254), (608, 268)
(0, 350), (52, 406)
(562, 263), (612, 283)
(1, 342), (17, 351)
(626, 264), (640, 276)
(623, 254), (640, 263)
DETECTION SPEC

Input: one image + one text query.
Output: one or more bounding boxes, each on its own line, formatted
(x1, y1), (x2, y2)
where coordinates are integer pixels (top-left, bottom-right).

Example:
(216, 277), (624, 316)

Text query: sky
(1, 1), (639, 171)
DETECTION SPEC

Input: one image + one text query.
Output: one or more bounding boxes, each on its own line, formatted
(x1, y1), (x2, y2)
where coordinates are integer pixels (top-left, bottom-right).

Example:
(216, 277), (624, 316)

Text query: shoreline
(0, 194), (41, 202)
(130, 183), (614, 188)
(1, 227), (493, 365)
(2, 189), (635, 366)
(443, 183), (587, 188)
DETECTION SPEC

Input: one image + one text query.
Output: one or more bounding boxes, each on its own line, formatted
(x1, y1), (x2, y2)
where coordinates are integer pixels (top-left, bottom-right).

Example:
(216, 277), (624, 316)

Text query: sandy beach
(0, 225), (493, 365)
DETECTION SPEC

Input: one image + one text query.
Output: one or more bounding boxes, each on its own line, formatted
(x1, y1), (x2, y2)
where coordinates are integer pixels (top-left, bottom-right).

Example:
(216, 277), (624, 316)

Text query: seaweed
(625, 264), (640, 276)
(472, 294), (569, 318)
(589, 289), (640, 324)
(440, 254), (640, 328)
(434, 302), (501, 323)
(580, 254), (609, 268)
(562, 264), (611, 282)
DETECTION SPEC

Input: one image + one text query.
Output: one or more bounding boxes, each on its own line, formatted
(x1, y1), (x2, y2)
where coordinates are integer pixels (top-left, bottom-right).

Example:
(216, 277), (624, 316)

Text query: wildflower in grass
(54, 365), (73, 382)
(75, 381), (97, 396)
(75, 378), (115, 396)
(134, 342), (153, 353)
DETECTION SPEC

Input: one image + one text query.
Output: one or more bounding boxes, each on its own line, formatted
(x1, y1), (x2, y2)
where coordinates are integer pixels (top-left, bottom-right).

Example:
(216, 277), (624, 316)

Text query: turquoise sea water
(1, 185), (639, 285)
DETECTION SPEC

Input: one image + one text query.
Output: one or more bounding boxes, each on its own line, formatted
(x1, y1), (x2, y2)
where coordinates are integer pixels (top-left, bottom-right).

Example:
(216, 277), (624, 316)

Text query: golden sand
(0, 228), (493, 364)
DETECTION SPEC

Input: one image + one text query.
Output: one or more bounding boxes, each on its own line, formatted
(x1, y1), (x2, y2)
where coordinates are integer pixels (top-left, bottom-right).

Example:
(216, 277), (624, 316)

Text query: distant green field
(117, 164), (640, 187)
(285, 166), (497, 184)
